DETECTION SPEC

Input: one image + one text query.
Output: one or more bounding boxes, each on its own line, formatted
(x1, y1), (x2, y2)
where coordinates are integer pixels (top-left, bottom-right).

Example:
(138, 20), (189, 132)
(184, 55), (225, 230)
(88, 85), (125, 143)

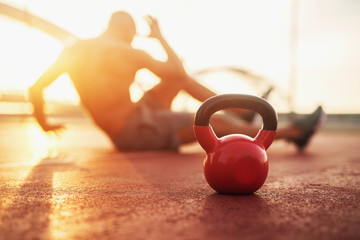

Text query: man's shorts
(111, 92), (193, 151)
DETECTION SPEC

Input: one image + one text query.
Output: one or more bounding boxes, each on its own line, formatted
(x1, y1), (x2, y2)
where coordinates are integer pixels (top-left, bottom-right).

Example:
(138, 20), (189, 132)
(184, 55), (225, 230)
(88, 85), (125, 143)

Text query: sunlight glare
(26, 124), (52, 162)
(0, 15), (77, 103)
(44, 74), (80, 103)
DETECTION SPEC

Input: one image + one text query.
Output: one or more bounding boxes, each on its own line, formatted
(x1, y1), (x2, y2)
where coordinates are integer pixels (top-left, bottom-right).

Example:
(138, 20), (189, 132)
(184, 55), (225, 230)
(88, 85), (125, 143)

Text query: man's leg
(142, 75), (253, 143)
(145, 75), (323, 152)
(183, 76), (248, 115)
(177, 106), (324, 153)
(143, 74), (219, 110)
(146, 74), (247, 113)
(144, 77), (185, 110)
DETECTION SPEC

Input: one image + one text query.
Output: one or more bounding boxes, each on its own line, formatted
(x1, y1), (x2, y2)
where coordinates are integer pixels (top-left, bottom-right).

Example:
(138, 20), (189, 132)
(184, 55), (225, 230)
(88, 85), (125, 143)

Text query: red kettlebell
(194, 94), (278, 194)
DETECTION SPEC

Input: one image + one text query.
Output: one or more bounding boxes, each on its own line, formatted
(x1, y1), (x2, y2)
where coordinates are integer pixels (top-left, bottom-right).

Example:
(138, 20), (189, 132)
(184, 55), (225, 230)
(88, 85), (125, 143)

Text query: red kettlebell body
(194, 94), (278, 195)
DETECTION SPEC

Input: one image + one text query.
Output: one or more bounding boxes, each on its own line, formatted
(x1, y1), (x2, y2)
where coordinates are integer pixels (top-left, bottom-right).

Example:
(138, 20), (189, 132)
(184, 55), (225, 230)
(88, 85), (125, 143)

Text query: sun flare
(0, 15), (78, 103)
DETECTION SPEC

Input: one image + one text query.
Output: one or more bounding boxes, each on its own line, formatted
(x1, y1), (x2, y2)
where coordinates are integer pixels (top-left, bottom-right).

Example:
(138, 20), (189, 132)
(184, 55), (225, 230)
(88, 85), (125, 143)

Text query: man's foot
(291, 106), (326, 152)
(241, 87), (274, 123)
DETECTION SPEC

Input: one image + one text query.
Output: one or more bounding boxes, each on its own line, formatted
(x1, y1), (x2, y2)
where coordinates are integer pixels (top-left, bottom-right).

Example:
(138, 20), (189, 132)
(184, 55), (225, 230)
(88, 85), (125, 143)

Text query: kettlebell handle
(194, 94), (277, 131)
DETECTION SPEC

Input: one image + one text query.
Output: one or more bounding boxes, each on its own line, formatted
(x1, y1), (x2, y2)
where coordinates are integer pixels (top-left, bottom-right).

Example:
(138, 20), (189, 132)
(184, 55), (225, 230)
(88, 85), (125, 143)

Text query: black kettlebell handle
(194, 94), (278, 131)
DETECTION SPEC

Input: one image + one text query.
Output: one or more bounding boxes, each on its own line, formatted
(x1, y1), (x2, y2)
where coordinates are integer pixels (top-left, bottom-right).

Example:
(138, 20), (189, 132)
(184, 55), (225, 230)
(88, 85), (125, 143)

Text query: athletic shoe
(291, 106), (326, 152)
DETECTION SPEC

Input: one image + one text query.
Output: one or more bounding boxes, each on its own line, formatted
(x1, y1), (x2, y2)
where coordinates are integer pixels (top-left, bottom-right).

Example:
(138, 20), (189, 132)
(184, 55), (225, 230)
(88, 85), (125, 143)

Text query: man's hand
(40, 123), (66, 136)
(145, 15), (163, 39)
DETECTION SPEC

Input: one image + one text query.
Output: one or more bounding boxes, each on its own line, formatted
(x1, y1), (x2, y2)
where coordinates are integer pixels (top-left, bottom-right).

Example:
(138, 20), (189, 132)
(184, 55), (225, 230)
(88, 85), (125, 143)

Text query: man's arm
(145, 16), (183, 67)
(28, 52), (67, 133)
(141, 16), (187, 81)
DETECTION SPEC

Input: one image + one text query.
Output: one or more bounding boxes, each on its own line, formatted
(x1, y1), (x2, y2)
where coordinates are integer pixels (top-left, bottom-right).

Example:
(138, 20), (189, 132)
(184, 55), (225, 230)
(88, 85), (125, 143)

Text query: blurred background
(0, 0), (359, 128)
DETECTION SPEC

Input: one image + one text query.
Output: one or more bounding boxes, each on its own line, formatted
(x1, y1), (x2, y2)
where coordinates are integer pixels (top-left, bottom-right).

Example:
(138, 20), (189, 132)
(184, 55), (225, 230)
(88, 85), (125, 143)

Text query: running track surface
(0, 119), (359, 240)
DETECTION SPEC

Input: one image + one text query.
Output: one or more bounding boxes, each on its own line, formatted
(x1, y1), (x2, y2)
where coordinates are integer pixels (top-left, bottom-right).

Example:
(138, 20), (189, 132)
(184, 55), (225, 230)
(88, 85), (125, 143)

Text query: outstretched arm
(144, 16), (186, 80)
(28, 53), (67, 134)
(145, 16), (183, 67)
(144, 16), (218, 101)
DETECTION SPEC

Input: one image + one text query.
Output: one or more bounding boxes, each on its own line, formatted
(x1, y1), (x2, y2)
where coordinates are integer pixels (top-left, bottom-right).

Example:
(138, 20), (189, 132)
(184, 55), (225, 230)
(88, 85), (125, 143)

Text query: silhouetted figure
(29, 11), (324, 152)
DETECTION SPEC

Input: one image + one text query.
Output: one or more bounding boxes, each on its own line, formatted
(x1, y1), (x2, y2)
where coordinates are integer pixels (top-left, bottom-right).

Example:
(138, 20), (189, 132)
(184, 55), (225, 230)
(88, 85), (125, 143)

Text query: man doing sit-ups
(29, 11), (324, 151)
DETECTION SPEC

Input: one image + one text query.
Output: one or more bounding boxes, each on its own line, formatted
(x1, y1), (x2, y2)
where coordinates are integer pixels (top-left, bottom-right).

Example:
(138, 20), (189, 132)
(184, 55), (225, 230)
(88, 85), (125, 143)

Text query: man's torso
(63, 37), (141, 137)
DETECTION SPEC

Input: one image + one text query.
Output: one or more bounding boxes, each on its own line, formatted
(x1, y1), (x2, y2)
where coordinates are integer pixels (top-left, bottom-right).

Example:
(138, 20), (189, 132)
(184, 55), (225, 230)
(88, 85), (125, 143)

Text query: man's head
(107, 11), (136, 43)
